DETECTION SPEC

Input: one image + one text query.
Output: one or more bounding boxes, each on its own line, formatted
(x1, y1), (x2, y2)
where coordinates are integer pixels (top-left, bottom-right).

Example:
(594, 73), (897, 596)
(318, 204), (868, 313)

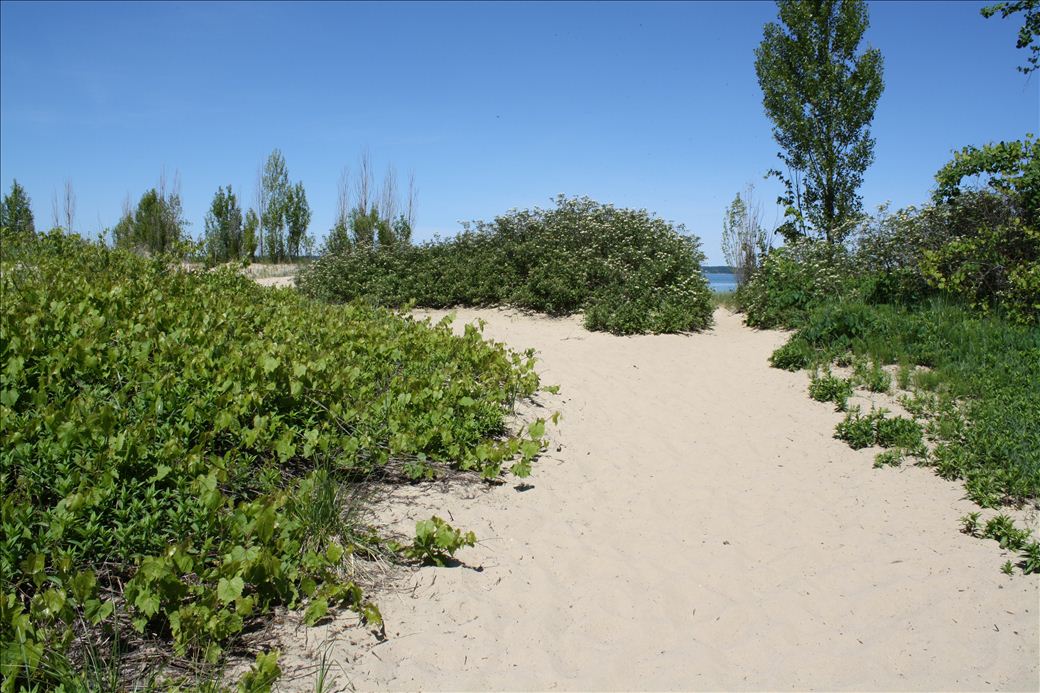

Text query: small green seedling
(959, 512), (981, 537)
(403, 516), (477, 566)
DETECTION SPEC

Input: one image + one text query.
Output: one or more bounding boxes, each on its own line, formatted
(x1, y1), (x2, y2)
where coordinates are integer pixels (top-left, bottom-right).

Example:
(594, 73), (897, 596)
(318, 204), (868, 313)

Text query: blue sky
(1, 1), (1036, 264)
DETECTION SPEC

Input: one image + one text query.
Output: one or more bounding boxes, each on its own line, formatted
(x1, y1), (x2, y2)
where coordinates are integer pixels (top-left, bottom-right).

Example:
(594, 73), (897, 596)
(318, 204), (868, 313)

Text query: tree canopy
(983, 0), (1040, 74)
(1, 179), (35, 234)
(755, 0), (884, 243)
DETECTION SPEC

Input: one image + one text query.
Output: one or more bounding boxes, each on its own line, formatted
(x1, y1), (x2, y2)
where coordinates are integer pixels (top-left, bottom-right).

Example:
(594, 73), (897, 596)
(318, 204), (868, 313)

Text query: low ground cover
(0, 229), (546, 689)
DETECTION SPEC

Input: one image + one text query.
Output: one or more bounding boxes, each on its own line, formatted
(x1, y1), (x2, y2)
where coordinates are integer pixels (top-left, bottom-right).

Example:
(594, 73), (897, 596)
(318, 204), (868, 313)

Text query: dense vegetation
(300, 196), (715, 336)
(736, 143), (1039, 569)
(741, 0), (1039, 572)
(0, 229), (547, 689)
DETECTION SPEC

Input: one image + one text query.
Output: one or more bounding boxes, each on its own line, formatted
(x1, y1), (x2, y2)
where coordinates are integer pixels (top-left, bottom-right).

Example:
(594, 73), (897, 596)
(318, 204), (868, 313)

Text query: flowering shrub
(299, 196), (714, 335)
(738, 238), (856, 329)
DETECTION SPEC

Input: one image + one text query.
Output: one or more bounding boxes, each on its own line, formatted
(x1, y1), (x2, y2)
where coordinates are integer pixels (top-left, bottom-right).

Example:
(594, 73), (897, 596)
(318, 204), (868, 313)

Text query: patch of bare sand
(270, 307), (1039, 691)
(254, 275), (296, 288)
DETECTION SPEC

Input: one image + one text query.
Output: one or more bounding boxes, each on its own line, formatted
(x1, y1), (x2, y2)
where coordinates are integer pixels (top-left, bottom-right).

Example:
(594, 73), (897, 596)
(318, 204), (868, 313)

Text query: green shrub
(875, 415), (923, 450)
(1021, 541), (1040, 575)
(769, 337), (815, 371)
(835, 408), (922, 452)
(0, 230), (544, 688)
(834, 408), (879, 449)
(874, 449), (903, 468)
(920, 218), (1040, 324)
(926, 137), (1040, 324)
(299, 196), (714, 335)
(738, 239), (855, 329)
(808, 370), (854, 410)
(983, 515), (1032, 552)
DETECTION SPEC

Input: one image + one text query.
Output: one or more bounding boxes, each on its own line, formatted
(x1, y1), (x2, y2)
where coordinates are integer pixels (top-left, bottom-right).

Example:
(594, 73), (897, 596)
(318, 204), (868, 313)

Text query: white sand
(254, 275), (296, 288)
(271, 307), (1039, 691)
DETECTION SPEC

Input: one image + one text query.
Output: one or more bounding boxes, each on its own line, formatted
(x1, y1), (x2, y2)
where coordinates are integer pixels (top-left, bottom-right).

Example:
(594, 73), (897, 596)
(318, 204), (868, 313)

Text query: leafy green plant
(299, 196), (714, 335)
(0, 229), (545, 689)
(1020, 541), (1040, 574)
(875, 415), (924, 451)
(960, 512), (982, 537)
(754, 0), (884, 243)
(402, 516), (477, 567)
(767, 296), (1039, 507)
(739, 240), (856, 329)
(983, 515), (1032, 551)
(1001, 560), (1015, 575)
(808, 370), (854, 411)
(834, 407), (878, 449)
(896, 362), (913, 390)
(834, 407), (923, 453)
(769, 337), (815, 371)
(238, 650), (282, 693)
(873, 449), (903, 468)
(853, 357), (892, 393)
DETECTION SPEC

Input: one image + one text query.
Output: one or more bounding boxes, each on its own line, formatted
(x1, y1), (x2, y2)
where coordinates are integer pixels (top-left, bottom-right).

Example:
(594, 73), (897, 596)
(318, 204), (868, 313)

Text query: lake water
(705, 272), (738, 293)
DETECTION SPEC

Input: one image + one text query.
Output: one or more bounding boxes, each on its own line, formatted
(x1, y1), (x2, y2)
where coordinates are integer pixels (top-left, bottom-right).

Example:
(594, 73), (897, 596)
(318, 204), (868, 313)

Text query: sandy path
(276, 307), (1038, 691)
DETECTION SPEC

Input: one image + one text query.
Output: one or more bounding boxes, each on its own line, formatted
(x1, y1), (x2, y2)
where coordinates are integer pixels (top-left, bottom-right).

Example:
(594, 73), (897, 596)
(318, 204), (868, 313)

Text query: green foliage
(720, 185), (769, 285)
(284, 182), (312, 261)
(0, 229), (543, 688)
(873, 449), (903, 468)
(1, 179), (35, 234)
(919, 219), (1039, 323)
(934, 137), (1039, 223)
(772, 297), (1039, 506)
(204, 185), (245, 264)
(112, 185), (188, 256)
(852, 204), (935, 304)
(852, 357), (891, 393)
(402, 516), (477, 567)
(960, 511), (982, 537)
(739, 239), (854, 329)
(874, 415), (923, 450)
(982, 514), (1032, 551)
(237, 650), (282, 693)
(920, 137), (1040, 323)
(258, 150), (312, 263)
(754, 0), (884, 242)
(833, 407), (875, 449)
(834, 407), (923, 452)
(1020, 541), (1040, 574)
(808, 369), (854, 410)
(325, 217), (352, 256)
(768, 337), (815, 371)
(242, 209), (259, 263)
(260, 149), (290, 263)
(982, 0), (1040, 74)
(344, 206), (410, 250)
(301, 196), (714, 336)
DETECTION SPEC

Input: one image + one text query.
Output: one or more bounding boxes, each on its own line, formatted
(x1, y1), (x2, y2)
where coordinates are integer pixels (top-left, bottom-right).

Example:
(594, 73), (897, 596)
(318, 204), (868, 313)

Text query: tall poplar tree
(203, 185), (244, 263)
(261, 149), (290, 262)
(755, 0), (884, 243)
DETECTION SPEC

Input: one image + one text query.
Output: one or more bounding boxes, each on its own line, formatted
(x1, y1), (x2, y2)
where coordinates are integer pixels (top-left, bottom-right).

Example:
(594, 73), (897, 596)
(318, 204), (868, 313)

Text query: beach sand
(268, 306), (1039, 691)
